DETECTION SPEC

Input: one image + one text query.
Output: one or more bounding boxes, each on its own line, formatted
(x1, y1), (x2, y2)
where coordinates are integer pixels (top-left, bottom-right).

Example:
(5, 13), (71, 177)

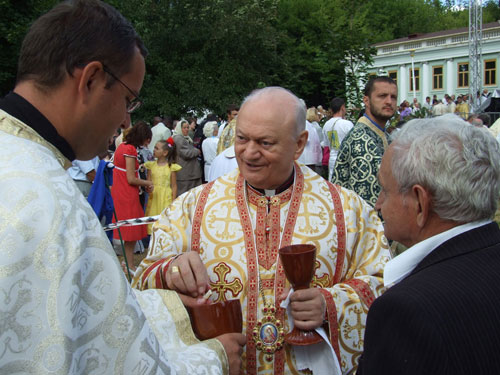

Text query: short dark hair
(124, 121), (152, 148)
(226, 104), (239, 114)
(17, 0), (147, 90)
(364, 76), (397, 97)
(478, 113), (491, 127)
(330, 97), (345, 114)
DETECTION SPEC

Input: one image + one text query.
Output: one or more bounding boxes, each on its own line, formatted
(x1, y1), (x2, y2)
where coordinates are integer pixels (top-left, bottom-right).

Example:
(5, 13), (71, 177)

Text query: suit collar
(384, 220), (494, 286)
(411, 222), (500, 276)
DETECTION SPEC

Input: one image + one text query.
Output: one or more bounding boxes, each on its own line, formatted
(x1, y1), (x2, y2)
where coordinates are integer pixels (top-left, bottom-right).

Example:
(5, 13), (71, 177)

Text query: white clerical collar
(383, 219), (491, 287)
(264, 189), (275, 197)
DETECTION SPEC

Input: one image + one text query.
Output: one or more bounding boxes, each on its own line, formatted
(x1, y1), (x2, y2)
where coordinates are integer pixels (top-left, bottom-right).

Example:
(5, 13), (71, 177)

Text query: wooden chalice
(279, 244), (323, 345)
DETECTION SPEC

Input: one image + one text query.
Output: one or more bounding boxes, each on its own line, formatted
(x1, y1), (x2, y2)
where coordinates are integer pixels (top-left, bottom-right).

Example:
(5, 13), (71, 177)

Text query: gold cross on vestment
(210, 262), (243, 303)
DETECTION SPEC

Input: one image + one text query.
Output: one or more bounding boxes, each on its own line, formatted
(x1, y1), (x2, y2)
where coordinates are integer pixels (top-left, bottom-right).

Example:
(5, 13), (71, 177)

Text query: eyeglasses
(102, 65), (142, 113)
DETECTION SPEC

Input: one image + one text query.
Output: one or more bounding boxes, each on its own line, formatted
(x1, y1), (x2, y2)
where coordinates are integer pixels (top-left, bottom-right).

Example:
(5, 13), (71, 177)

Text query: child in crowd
(144, 137), (181, 233)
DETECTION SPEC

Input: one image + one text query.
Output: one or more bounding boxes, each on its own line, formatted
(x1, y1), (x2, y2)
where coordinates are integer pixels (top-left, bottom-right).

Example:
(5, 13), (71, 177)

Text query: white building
(368, 21), (500, 104)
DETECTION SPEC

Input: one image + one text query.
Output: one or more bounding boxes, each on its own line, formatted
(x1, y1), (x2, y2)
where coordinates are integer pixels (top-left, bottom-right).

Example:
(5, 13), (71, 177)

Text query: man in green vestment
(333, 76), (397, 207)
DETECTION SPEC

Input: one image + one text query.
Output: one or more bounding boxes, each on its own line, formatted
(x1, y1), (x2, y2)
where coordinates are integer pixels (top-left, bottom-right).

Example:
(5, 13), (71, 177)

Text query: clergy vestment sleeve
(316, 186), (390, 368)
(0, 112), (226, 374)
(133, 167), (391, 374)
(132, 185), (200, 291)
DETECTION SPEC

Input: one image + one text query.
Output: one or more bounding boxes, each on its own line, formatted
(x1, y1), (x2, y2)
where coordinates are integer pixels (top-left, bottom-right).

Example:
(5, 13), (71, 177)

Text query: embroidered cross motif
(207, 202), (240, 241)
(311, 260), (331, 288)
(343, 305), (364, 349)
(68, 261), (105, 328)
(298, 196), (327, 234)
(0, 191), (38, 242)
(0, 288), (32, 345)
(138, 337), (170, 374)
(210, 262), (243, 303)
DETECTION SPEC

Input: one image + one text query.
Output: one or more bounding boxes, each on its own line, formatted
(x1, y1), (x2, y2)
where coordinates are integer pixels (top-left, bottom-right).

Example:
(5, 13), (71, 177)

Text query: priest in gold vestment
(133, 87), (391, 374)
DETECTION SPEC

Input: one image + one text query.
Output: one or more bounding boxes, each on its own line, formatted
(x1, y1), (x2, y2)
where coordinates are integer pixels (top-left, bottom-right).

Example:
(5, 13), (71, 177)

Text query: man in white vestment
(0, 1), (244, 374)
(133, 86), (391, 374)
(207, 145), (238, 181)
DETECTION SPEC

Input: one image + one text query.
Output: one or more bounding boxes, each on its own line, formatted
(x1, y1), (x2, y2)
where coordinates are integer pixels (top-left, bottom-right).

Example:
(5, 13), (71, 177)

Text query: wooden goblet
(186, 299), (243, 340)
(279, 244), (323, 345)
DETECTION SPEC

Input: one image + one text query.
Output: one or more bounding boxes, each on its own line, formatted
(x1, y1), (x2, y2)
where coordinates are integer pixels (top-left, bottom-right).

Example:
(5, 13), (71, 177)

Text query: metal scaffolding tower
(469, 0), (482, 112)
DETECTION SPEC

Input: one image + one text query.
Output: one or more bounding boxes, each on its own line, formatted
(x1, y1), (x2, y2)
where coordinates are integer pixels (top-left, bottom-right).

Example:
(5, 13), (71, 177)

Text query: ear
(76, 61), (105, 104)
(363, 95), (369, 108)
(412, 184), (431, 228)
(294, 130), (308, 160)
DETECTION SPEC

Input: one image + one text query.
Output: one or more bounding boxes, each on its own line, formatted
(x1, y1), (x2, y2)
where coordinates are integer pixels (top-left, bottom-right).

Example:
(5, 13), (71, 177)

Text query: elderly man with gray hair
(358, 114), (500, 375)
(134, 86), (391, 374)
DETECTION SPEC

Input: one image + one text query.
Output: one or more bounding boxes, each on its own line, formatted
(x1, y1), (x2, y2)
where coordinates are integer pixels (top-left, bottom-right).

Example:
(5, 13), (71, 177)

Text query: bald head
(234, 86), (308, 189)
(239, 87), (306, 138)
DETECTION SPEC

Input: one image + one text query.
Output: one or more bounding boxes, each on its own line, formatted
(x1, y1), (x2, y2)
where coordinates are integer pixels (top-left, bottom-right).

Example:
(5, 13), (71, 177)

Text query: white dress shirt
(384, 220), (491, 287)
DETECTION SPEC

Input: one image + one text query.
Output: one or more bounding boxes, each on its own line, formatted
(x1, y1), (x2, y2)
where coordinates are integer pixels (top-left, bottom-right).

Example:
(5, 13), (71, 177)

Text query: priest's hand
(216, 333), (246, 375)
(176, 292), (212, 307)
(164, 252), (210, 298)
(286, 287), (326, 330)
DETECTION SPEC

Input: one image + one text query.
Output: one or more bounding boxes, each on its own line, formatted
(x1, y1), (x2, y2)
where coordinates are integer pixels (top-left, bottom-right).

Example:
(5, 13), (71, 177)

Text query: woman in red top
(111, 121), (152, 273)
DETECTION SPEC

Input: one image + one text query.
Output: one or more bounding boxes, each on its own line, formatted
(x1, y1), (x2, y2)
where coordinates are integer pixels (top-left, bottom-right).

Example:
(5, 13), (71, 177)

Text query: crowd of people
(3, 1), (500, 375)
(394, 89), (493, 123)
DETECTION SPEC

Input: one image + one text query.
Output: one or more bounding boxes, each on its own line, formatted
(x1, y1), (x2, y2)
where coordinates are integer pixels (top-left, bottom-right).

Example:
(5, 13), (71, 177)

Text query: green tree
(0, 0), (57, 95)
(114, 0), (280, 120)
(273, 0), (376, 108)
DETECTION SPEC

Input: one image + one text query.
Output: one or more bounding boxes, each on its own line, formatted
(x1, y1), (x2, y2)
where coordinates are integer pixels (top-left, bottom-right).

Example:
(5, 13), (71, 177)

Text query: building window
(433, 66), (443, 90)
(458, 63), (469, 88)
(409, 68), (420, 91)
(485, 59), (496, 86)
(388, 70), (397, 85)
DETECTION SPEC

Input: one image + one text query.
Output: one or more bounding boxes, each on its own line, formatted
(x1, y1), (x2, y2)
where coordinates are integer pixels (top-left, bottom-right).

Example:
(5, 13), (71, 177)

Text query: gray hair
(203, 121), (218, 138)
(390, 114), (500, 222)
(240, 86), (306, 138)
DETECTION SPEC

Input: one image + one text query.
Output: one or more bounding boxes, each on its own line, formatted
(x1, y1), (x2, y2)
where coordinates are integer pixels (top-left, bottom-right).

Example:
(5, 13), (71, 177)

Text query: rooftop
(374, 21), (500, 47)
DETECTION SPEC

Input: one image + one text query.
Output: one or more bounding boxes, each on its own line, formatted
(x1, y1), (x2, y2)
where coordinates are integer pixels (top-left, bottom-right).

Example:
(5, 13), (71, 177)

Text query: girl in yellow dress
(144, 137), (181, 233)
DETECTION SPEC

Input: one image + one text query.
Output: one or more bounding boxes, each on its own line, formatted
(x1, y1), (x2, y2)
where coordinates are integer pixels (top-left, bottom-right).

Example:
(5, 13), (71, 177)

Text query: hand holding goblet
(279, 244), (323, 345)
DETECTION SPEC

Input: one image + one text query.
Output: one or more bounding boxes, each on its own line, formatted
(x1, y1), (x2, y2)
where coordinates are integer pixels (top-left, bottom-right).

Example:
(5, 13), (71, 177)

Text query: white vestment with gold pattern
(0, 110), (226, 374)
(133, 165), (391, 375)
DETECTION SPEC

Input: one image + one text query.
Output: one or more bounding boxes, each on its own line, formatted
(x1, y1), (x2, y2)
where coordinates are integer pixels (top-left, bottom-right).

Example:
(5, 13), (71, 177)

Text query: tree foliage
(112, 0), (280, 119)
(0, 0), (499, 118)
(0, 0), (57, 94)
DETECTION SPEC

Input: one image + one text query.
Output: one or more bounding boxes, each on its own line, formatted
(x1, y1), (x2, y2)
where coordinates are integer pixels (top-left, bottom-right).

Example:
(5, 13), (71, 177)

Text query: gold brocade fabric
(217, 118), (236, 155)
(134, 165), (391, 374)
(0, 110), (226, 374)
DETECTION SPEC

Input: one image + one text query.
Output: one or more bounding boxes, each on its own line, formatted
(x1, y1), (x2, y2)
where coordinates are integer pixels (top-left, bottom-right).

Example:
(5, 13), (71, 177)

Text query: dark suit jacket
(357, 222), (500, 375)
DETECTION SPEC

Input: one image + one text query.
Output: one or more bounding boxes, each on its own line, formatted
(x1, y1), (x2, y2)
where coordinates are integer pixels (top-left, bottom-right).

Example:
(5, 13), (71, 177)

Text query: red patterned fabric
(319, 288), (341, 362)
(345, 278), (376, 309)
(191, 181), (215, 252)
